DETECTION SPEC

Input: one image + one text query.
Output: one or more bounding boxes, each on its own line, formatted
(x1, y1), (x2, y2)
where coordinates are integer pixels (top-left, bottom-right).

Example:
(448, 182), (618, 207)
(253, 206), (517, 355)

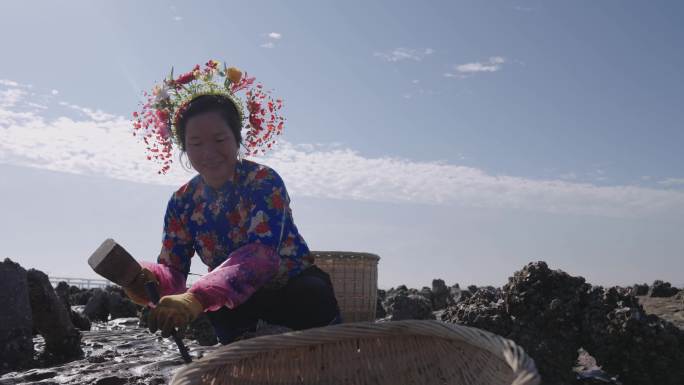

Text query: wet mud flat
(0, 318), (215, 385)
(638, 295), (684, 330)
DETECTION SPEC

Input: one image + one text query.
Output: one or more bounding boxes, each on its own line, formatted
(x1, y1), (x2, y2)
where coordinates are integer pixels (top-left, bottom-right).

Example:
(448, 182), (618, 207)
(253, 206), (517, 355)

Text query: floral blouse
(141, 160), (313, 311)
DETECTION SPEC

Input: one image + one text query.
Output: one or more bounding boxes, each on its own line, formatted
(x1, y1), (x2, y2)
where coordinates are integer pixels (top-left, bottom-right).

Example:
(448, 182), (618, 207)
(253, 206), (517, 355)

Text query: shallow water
(0, 318), (217, 385)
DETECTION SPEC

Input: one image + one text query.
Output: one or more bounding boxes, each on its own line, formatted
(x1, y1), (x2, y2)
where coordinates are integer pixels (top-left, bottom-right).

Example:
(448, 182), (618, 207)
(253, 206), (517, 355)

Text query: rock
(583, 287), (684, 385)
(431, 279), (449, 310)
(54, 281), (91, 331)
(376, 289), (386, 302)
(26, 269), (83, 359)
(375, 297), (386, 319)
(648, 280), (679, 297)
(441, 261), (684, 385)
(0, 258), (34, 372)
(418, 286), (432, 302)
(105, 287), (139, 320)
(69, 288), (93, 306)
(54, 282), (71, 310)
(70, 310), (92, 331)
(467, 285), (478, 294)
(447, 285), (471, 306)
(387, 293), (435, 321)
(631, 283), (649, 296)
(84, 289), (110, 322)
(184, 313), (217, 346)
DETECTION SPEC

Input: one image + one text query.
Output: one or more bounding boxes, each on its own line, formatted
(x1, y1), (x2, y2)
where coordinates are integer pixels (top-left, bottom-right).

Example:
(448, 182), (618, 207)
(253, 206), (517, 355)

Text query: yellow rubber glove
(123, 268), (159, 306)
(148, 292), (204, 338)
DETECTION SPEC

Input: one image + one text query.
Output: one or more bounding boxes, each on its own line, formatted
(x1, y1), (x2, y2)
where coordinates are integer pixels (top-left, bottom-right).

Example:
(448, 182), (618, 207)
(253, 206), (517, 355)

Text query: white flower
(153, 84), (171, 104)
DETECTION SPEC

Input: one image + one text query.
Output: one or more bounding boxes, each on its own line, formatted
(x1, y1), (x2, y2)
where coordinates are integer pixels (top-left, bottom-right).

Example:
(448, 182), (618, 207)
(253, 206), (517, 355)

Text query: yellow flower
(227, 67), (242, 83)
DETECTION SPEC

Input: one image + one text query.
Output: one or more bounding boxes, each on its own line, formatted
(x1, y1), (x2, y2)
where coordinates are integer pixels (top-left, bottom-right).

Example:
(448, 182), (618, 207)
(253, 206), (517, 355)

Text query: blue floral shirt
(158, 160), (313, 289)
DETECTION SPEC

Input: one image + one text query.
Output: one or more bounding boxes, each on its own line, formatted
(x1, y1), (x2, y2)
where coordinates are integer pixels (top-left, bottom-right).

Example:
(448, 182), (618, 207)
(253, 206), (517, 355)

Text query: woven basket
(312, 251), (380, 323)
(170, 320), (540, 385)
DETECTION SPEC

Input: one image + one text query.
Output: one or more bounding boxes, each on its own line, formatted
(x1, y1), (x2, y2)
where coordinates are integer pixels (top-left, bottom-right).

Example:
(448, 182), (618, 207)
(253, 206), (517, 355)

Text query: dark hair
(176, 94), (242, 151)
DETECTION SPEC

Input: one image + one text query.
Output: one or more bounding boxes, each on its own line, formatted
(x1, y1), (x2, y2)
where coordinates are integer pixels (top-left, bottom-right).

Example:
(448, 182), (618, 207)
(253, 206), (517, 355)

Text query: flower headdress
(133, 59), (284, 174)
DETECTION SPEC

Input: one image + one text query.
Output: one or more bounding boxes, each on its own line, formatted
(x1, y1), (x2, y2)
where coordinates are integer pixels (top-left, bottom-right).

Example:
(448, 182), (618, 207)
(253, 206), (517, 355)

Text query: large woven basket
(170, 320), (540, 385)
(312, 251), (380, 323)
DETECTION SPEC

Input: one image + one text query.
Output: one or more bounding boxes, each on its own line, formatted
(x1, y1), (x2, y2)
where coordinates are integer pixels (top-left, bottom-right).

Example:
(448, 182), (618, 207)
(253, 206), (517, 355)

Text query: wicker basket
(312, 251), (380, 323)
(170, 320), (541, 385)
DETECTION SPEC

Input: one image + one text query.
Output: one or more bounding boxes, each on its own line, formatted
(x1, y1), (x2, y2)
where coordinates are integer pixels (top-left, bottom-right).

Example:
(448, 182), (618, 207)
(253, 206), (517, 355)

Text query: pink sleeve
(140, 260), (188, 297)
(188, 243), (280, 312)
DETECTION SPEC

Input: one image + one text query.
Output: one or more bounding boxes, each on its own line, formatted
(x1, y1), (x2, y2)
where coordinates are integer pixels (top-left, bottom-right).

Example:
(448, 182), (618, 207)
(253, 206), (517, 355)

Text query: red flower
(248, 101), (261, 113)
(249, 115), (262, 129)
(199, 234), (216, 252)
(168, 217), (183, 233)
(175, 71), (196, 85)
(228, 210), (242, 226)
(271, 192), (284, 210)
(163, 239), (174, 250)
(255, 168), (268, 180)
(255, 221), (270, 234)
(156, 109), (169, 121)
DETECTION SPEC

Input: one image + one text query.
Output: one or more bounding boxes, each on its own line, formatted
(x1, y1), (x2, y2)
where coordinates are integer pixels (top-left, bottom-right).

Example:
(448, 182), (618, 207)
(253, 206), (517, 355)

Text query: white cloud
(260, 144), (684, 218)
(0, 88), (26, 107)
(51, 89), (59, 95)
(260, 32), (282, 48)
(27, 102), (48, 110)
(457, 56), (505, 73)
(445, 57), (506, 78)
(173, 16), (183, 21)
(374, 48), (434, 62)
(58, 101), (116, 122)
(0, 79), (20, 87)
(658, 178), (684, 187)
(2, 80), (684, 219)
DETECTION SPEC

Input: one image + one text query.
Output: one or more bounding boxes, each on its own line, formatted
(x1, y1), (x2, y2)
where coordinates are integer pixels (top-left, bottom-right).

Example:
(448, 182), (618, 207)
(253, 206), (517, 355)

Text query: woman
(124, 61), (340, 344)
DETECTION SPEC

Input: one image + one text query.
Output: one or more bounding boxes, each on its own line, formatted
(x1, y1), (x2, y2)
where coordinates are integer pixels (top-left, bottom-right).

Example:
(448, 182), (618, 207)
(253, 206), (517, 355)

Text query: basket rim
(170, 320), (540, 385)
(311, 250), (381, 261)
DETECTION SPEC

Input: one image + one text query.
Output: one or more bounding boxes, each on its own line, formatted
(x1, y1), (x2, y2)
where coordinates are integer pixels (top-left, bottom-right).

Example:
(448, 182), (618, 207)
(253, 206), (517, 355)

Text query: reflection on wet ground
(1, 318), (217, 385)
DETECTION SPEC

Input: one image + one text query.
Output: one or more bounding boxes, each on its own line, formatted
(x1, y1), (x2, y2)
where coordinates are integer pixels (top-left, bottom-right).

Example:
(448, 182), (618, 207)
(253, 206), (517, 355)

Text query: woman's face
(184, 110), (239, 188)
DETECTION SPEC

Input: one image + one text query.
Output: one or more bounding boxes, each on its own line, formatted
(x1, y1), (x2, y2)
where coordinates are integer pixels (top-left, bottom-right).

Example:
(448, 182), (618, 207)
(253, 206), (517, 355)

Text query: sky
(1, 0), (683, 289)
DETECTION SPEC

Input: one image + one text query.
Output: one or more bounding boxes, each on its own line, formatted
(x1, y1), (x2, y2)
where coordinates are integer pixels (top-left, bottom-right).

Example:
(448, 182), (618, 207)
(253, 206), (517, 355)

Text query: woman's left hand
(148, 292), (204, 337)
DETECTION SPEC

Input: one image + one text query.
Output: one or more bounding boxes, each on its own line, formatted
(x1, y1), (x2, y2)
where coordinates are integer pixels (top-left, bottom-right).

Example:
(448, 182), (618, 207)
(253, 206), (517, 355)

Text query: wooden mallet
(88, 238), (192, 363)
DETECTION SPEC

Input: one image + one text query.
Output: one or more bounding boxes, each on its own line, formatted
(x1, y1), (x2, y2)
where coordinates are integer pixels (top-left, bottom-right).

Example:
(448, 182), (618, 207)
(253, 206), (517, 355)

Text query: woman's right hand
(123, 268), (159, 305)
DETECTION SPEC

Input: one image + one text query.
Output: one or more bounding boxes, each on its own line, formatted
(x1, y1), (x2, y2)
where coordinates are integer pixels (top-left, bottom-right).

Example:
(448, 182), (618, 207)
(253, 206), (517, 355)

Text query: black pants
(206, 265), (341, 344)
